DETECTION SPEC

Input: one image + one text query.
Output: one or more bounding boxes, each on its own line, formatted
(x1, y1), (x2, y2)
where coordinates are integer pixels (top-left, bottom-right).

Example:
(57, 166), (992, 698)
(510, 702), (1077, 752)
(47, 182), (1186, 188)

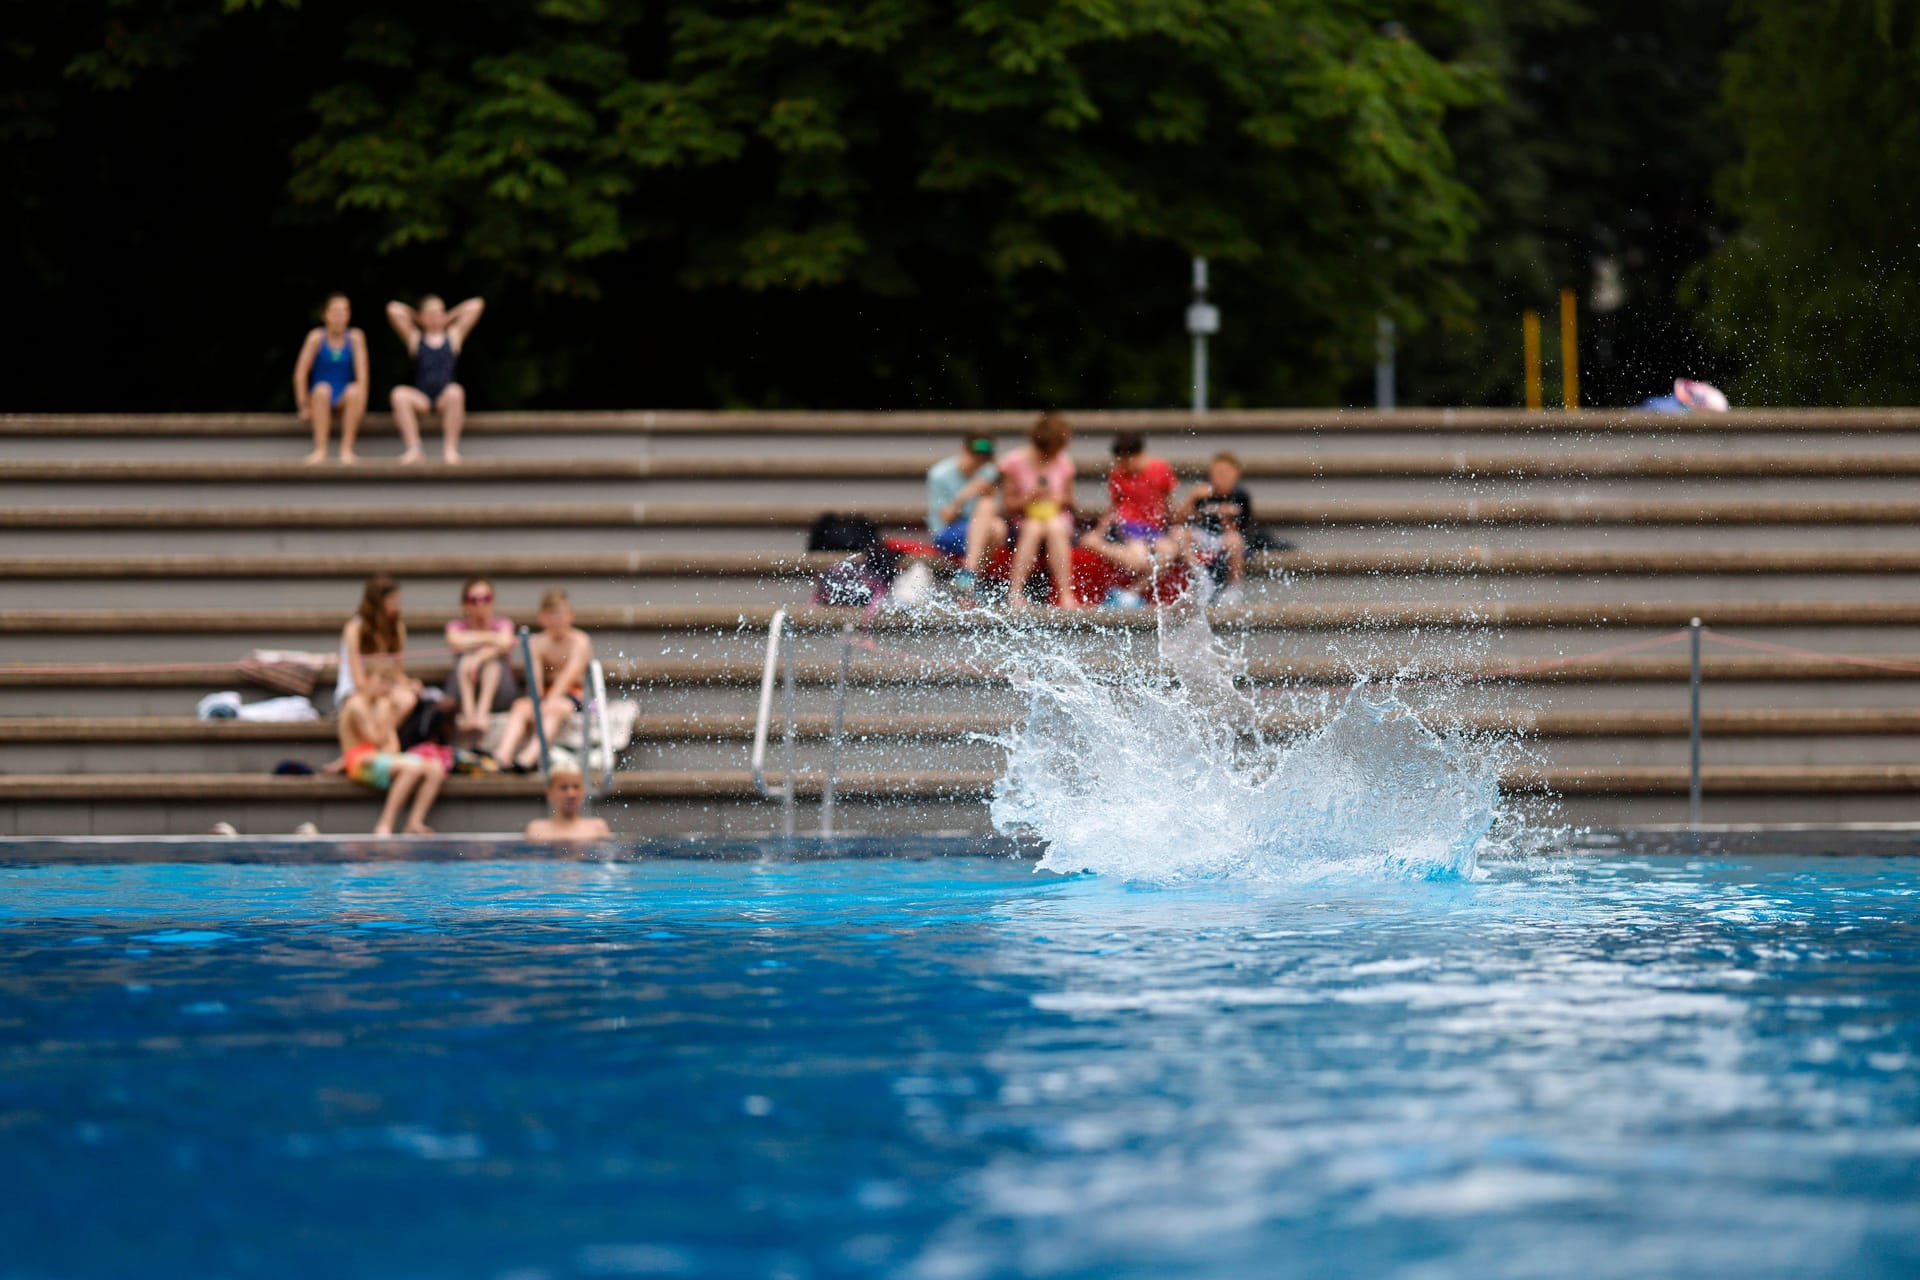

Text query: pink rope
(1702, 628), (1920, 674)
(0, 646), (459, 680)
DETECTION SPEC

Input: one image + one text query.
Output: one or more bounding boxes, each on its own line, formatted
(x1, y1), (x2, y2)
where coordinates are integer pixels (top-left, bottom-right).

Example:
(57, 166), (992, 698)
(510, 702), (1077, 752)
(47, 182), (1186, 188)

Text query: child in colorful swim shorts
(337, 659), (447, 836)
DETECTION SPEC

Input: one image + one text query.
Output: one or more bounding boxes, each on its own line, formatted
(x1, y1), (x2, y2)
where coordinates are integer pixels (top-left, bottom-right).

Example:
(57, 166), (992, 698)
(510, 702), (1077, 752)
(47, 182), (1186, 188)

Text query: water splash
(979, 595), (1511, 883)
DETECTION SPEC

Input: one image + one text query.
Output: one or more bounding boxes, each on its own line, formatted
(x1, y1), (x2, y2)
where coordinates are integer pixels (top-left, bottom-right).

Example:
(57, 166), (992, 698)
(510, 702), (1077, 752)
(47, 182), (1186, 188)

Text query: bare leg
(303, 384), (333, 464)
(493, 696), (535, 765)
(1007, 520), (1047, 610)
(474, 659), (503, 728)
(962, 497), (1004, 577)
(339, 382), (369, 463)
(390, 386), (428, 463)
(454, 658), (482, 729)
(436, 383), (466, 463)
(404, 761), (445, 834)
(375, 760), (423, 835)
(516, 694), (576, 769)
(1045, 515), (1080, 608)
(1223, 529), (1246, 585)
(1082, 531), (1152, 575)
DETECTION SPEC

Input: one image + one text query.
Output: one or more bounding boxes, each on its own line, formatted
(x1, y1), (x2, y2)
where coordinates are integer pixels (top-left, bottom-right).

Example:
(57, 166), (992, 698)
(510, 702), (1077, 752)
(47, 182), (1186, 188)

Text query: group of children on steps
(331, 574), (605, 840)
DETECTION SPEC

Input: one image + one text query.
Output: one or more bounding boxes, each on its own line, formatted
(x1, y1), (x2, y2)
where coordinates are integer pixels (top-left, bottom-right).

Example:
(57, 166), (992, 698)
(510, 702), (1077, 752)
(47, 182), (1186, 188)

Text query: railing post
(780, 621), (796, 838)
(821, 622), (853, 836)
(1689, 617), (1703, 827)
(519, 627), (552, 785)
(587, 659), (614, 802)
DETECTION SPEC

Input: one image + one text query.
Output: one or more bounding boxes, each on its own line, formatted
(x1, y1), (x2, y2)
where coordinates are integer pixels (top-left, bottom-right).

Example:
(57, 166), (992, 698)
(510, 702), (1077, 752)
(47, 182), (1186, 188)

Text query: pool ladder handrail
(518, 629), (617, 807)
(751, 608), (799, 836)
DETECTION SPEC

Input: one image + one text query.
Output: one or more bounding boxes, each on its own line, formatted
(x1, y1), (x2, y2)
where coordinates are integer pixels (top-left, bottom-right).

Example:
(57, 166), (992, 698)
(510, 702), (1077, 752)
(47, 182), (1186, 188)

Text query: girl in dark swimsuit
(385, 293), (486, 464)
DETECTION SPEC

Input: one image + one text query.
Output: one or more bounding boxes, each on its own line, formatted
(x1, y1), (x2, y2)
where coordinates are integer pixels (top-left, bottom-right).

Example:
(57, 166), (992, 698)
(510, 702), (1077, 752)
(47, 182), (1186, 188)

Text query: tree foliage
(5, 0), (1497, 410)
(1403, 0), (1734, 408)
(1690, 0), (1920, 404)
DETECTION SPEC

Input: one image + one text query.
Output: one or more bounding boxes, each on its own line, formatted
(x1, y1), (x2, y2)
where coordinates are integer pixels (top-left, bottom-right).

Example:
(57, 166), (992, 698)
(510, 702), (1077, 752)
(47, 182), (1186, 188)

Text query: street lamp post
(1187, 256), (1219, 414)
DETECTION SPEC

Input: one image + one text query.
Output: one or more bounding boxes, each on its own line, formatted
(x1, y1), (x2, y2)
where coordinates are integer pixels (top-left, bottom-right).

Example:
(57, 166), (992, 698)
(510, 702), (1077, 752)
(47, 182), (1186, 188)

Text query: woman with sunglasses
(445, 577), (518, 736)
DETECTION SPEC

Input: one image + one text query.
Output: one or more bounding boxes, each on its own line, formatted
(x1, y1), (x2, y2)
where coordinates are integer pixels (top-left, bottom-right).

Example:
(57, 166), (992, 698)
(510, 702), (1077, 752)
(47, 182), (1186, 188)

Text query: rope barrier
(0, 646), (459, 680)
(1699, 628), (1920, 675)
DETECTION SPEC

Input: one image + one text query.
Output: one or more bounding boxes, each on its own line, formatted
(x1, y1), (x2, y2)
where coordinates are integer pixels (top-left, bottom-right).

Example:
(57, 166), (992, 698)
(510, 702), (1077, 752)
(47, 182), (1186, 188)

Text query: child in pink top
(960, 412), (1082, 609)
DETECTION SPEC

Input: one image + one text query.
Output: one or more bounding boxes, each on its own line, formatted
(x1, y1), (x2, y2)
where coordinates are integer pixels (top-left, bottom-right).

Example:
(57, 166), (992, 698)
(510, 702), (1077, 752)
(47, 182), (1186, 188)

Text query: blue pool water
(1, 851), (1917, 1279)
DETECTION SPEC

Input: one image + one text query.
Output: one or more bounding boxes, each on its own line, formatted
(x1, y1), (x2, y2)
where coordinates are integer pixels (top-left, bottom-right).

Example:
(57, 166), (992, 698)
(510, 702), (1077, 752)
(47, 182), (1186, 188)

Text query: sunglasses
(464, 592), (493, 604)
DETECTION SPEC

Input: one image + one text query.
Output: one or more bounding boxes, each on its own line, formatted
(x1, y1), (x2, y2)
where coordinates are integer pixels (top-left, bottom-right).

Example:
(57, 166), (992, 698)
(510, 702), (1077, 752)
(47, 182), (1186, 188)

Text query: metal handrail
(751, 608), (797, 835)
(519, 627), (553, 784)
(587, 658), (615, 800)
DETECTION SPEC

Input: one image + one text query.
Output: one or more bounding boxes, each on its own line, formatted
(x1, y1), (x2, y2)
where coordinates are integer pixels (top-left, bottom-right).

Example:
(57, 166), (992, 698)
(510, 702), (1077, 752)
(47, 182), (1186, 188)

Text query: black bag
(398, 696), (452, 750)
(808, 512), (879, 553)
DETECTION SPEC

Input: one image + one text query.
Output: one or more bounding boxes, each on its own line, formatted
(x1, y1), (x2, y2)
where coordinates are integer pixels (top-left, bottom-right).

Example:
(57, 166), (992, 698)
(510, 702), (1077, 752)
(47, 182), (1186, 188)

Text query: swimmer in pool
(524, 763), (611, 843)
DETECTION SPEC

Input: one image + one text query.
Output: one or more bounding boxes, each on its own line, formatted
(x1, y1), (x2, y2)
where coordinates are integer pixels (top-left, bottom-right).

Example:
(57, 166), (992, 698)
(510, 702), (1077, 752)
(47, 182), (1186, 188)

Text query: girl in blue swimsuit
(292, 294), (369, 464)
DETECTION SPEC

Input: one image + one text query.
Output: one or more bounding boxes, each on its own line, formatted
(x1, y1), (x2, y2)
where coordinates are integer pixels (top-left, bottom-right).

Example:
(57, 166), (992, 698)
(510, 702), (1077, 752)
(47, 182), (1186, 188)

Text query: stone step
(8, 407), (1920, 445)
(8, 603), (1920, 663)
(9, 764), (1920, 837)
(18, 476), (1920, 511)
(13, 549), (1920, 609)
(15, 496), (1920, 530)
(10, 709), (1920, 775)
(15, 524), (1920, 557)
(12, 578), (1917, 610)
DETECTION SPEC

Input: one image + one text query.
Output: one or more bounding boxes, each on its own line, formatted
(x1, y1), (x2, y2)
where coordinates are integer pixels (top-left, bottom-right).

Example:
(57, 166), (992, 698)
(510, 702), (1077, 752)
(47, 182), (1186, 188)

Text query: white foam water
(978, 596), (1511, 883)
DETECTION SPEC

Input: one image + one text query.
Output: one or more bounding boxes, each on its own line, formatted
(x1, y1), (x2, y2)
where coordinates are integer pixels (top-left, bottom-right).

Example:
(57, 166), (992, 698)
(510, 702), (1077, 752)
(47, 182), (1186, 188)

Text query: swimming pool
(2, 845), (1916, 1279)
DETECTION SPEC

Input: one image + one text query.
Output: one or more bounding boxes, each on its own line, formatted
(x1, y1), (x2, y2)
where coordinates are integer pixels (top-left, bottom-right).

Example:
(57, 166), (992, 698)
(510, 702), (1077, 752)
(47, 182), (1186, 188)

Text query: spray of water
(967, 592), (1515, 883)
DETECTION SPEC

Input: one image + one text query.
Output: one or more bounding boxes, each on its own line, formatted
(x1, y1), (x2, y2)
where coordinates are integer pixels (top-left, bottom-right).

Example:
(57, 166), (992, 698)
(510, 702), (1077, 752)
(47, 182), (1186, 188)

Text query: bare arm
(445, 622), (511, 655)
(292, 330), (321, 417)
(548, 633), (592, 699)
(386, 301), (420, 355)
(1174, 482), (1211, 524)
(340, 618), (369, 695)
(941, 473), (998, 526)
(350, 328), (370, 386)
(446, 297), (486, 351)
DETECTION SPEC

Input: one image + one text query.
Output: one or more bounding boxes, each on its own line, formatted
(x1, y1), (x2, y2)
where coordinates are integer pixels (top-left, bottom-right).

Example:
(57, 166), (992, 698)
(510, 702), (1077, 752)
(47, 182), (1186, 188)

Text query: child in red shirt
(1079, 432), (1183, 599)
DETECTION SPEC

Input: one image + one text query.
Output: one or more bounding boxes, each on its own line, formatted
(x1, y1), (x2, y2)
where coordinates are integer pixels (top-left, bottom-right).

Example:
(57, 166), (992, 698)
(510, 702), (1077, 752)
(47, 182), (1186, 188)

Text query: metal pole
(519, 627), (552, 785)
(1689, 617), (1703, 827)
(1523, 310), (1542, 410)
(1560, 287), (1580, 411)
(1374, 313), (1396, 410)
(1188, 256), (1216, 415)
(780, 619), (796, 838)
(822, 623), (853, 836)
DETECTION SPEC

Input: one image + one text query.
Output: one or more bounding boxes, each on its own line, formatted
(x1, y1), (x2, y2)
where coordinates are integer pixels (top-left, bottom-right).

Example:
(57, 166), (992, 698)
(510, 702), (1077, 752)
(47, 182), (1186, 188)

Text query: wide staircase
(6, 407), (1920, 838)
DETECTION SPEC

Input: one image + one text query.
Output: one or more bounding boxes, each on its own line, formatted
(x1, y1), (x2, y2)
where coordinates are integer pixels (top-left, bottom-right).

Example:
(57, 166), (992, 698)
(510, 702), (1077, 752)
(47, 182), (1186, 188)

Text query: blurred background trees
(1, 0), (1911, 410)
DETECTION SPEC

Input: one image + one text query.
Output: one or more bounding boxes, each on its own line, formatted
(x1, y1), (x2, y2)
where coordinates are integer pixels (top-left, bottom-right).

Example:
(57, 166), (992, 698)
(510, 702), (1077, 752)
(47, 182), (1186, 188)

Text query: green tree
(1689, 0), (1920, 405)
(12, 0), (1497, 410)
(1402, 0), (1734, 408)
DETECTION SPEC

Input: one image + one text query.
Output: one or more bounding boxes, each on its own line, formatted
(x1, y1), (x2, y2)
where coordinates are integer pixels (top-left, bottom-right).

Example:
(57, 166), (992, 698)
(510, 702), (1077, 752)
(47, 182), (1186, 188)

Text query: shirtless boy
(492, 589), (594, 773)
(337, 658), (446, 835)
(524, 762), (612, 843)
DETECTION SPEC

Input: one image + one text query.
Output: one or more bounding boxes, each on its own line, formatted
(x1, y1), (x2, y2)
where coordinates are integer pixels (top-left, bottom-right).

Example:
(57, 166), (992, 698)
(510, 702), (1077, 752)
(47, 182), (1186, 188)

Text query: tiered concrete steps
(7, 409), (1920, 835)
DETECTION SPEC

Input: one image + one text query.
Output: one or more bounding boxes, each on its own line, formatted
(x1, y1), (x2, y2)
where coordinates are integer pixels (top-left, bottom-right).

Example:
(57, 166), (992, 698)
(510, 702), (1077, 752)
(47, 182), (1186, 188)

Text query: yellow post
(1559, 287), (1579, 411)
(1522, 310), (1541, 411)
